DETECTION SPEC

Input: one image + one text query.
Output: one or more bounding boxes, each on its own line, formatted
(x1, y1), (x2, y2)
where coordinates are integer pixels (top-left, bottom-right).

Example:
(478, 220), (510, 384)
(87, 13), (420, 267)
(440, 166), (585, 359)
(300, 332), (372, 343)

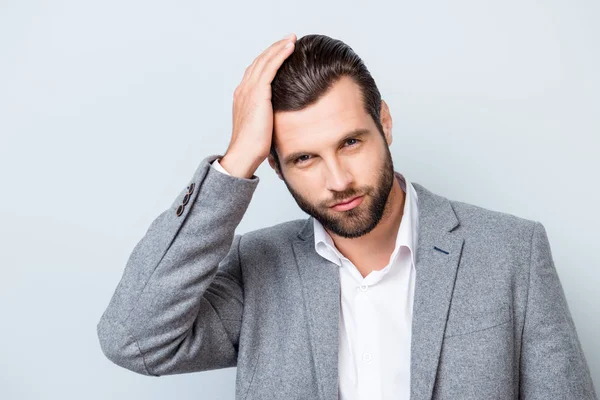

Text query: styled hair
(270, 34), (384, 171)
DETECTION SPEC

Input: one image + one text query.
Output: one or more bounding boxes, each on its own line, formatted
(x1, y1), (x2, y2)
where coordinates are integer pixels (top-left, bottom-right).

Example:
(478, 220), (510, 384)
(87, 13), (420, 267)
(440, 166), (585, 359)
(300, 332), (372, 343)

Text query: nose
(324, 158), (354, 192)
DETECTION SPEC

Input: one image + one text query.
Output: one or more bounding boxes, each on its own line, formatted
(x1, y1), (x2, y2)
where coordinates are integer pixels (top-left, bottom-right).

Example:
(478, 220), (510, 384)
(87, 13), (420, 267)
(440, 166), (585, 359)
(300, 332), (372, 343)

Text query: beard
(281, 143), (395, 239)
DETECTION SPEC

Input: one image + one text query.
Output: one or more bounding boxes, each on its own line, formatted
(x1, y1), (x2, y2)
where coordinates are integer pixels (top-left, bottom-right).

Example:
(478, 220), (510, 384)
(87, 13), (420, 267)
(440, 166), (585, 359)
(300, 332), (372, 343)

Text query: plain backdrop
(0, 0), (598, 398)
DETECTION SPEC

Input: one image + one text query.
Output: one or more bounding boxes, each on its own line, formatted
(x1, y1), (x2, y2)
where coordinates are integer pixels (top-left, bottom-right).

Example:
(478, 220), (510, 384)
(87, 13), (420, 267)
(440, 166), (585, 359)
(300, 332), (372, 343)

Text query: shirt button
(358, 284), (369, 292)
(363, 352), (372, 362)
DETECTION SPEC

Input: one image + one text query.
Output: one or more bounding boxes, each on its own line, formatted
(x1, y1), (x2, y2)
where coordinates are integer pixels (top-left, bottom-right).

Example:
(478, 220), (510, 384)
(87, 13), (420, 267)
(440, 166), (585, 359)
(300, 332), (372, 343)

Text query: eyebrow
(282, 128), (371, 166)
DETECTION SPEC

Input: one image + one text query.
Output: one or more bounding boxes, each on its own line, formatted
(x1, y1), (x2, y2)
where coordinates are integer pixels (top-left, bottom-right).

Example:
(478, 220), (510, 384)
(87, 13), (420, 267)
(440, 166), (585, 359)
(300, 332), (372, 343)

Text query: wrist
(220, 152), (262, 179)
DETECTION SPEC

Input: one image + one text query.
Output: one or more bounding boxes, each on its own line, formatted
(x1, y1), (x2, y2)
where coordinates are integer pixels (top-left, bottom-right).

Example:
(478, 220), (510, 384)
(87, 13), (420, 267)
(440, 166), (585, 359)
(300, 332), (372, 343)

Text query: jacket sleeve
(96, 154), (260, 377)
(519, 221), (598, 399)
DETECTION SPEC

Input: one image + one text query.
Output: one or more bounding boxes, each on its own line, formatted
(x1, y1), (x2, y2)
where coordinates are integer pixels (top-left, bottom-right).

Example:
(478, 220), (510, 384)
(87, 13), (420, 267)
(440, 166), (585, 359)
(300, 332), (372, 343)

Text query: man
(97, 33), (597, 399)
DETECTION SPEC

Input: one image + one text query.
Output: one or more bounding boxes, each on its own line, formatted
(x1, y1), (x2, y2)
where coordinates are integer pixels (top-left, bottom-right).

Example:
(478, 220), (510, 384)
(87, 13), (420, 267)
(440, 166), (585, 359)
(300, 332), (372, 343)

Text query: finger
(257, 34), (295, 66)
(249, 34), (296, 82)
(257, 39), (295, 84)
(242, 61), (255, 81)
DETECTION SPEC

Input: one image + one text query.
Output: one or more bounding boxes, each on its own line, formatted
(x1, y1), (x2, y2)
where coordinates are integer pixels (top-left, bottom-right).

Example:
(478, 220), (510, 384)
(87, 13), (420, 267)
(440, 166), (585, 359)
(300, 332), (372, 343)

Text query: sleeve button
(176, 204), (185, 216)
(187, 183), (195, 195)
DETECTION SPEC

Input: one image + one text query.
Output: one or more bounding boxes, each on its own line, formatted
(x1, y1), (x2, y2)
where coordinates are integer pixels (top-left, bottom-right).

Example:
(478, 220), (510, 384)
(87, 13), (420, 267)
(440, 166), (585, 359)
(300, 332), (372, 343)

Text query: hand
(221, 33), (297, 179)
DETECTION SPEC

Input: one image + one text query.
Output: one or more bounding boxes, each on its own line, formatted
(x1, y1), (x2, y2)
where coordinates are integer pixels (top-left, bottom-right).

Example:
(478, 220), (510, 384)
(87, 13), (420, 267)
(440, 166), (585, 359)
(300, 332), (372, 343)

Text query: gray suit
(97, 154), (597, 399)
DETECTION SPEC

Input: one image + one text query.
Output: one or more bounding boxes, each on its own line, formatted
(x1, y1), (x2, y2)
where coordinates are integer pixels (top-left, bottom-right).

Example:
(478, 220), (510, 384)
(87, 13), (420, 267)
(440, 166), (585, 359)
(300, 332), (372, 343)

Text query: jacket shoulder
(413, 181), (538, 237)
(448, 197), (538, 249)
(451, 198), (535, 227)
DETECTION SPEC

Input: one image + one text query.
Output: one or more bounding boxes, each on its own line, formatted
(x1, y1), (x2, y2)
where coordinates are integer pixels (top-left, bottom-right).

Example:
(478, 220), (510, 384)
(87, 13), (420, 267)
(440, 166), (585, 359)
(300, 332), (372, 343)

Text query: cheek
(304, 182), (323, 203)
(289, 176), (321, 200)
(351, 145), (380, 169)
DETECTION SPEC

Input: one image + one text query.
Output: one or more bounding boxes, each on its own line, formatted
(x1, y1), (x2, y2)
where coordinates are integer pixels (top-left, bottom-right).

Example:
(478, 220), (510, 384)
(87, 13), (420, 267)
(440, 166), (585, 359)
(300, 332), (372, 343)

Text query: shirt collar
(313, 171), (419, 268)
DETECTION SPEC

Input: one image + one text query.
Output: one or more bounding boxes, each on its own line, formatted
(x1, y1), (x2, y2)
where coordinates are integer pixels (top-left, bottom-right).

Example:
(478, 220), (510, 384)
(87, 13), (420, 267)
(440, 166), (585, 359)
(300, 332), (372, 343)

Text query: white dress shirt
(210, 158), (419, 400)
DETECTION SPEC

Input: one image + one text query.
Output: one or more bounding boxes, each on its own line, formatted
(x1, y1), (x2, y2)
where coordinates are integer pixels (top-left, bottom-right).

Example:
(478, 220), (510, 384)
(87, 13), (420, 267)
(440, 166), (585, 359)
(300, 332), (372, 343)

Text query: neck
(327, 174), (406, 270)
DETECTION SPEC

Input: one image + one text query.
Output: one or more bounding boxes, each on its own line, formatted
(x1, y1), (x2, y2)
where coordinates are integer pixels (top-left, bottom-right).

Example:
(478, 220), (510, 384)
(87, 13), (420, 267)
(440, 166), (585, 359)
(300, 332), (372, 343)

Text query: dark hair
(270, 34), (384, 171)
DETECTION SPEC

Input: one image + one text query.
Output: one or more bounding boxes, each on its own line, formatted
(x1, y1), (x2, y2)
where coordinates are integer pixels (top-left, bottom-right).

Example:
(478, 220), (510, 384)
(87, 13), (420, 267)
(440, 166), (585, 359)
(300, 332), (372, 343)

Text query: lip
(330, 195), (364, 211)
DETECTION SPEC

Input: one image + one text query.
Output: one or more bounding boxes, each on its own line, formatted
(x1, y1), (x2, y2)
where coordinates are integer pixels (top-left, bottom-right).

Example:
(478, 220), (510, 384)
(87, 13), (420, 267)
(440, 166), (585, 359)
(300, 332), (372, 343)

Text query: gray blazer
(97, 154), (597, 399)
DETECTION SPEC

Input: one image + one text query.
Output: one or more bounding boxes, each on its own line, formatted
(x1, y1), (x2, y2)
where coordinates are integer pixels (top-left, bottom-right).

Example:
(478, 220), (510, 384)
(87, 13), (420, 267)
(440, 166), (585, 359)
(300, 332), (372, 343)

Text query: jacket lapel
(293, 224), (340, 400)
(410, 182), (464, 400)
(291, 181), (464, 400)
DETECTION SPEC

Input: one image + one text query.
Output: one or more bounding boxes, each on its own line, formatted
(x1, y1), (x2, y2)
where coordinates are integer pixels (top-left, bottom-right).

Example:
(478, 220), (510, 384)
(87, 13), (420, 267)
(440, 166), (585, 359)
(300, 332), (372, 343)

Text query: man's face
(270, 76), (395, 239)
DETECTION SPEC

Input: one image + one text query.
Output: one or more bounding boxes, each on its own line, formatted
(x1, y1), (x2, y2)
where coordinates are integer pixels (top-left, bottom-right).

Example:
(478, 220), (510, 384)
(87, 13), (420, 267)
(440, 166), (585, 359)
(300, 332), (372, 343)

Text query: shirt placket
(354, 281), (383, 400)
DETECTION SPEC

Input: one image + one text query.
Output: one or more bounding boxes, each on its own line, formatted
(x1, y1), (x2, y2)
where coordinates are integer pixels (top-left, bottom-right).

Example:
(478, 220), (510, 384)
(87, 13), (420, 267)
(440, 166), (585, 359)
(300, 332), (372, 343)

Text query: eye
(293, 139), (360, 165)
(295, 155), (311, 164)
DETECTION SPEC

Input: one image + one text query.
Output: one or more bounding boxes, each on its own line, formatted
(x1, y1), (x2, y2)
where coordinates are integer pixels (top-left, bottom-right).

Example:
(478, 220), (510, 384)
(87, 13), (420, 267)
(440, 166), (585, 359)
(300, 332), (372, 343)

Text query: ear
(380, 100), (393, 146)
(268, 153), (285, 181)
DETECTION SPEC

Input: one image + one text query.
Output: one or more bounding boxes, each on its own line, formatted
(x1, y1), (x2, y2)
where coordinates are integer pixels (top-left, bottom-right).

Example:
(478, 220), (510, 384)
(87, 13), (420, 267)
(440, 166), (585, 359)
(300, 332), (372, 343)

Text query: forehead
(273, 76), (373, 154)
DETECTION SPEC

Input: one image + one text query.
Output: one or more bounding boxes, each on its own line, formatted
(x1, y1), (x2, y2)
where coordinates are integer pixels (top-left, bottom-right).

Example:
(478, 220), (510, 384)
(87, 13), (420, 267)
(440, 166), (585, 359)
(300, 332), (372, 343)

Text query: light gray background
(1, 0), (598, 399)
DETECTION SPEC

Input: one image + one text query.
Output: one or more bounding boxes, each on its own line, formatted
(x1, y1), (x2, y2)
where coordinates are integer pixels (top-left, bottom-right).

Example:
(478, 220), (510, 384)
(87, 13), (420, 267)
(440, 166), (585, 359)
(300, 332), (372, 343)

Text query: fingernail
(284, 33), (294, 39)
